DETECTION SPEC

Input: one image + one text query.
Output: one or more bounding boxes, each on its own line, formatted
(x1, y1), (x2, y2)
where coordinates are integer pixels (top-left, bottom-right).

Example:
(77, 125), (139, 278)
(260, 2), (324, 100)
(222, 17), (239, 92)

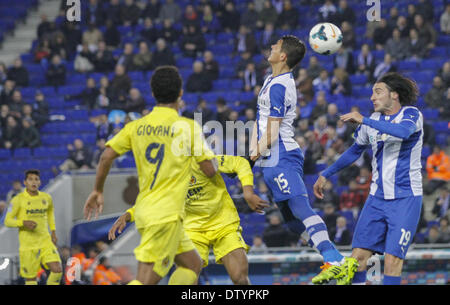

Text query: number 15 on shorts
(274, 173), (291, 194)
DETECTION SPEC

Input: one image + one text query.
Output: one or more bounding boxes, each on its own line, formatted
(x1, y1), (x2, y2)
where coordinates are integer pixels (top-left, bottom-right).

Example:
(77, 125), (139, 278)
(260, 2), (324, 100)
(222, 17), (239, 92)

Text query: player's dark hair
(376, 72), (419, 106)
(280, 35), (306, 69)
(150, 66), (182, 104)
(25, 169), (40, 179)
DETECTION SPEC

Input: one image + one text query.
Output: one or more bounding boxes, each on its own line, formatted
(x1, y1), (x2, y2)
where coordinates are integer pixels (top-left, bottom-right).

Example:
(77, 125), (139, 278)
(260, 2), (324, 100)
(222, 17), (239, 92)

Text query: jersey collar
(153, 106), (179, 116)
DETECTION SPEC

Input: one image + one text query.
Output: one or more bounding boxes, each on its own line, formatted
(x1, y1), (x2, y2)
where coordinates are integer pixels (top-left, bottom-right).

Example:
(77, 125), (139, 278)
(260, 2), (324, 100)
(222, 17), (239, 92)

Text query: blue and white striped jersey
(256, 72), (300, 167)
(354, 106), (423, 199)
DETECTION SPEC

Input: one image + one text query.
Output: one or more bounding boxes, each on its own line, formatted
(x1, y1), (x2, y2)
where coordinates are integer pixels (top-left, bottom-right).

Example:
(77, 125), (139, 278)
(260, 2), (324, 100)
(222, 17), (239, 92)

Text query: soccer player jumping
(250, 36), (357, 285)
(314, 72), (423, 285)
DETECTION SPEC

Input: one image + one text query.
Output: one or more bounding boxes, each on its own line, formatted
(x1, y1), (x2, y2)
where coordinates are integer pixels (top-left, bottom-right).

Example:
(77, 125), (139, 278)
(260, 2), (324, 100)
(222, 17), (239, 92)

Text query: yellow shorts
(134, 219), (196, 278)
(19, 244), (61, 279)
(186, 222), (249, 267)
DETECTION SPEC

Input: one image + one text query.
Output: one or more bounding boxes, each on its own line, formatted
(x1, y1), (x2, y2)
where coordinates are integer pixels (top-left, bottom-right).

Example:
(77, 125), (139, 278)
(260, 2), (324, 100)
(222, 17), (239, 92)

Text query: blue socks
(383, 275), (401, 285)
(352, 271), (367, 285)
(287, 195), (344, 264)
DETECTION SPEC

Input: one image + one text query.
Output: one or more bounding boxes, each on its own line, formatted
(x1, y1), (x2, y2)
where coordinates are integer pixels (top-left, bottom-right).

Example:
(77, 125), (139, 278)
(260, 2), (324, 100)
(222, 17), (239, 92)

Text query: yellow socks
(47, 272), (62, 285)
(127, 279), (143, 285)
(25, 280), (37, 285)
(168, 267), (198, 285)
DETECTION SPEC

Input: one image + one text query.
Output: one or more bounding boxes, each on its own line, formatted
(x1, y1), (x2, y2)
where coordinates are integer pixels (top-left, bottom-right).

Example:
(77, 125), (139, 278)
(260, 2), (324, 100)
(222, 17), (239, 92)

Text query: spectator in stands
(180, 24), (206, 58)
(355, 166), (371, 200)
(334, 46), (354, 75)
(439, 217), (450, 243)
(140, 17), (158, 45)
(117, 43), (135, 72)
(37, 14), (52, 40)
(440, 3), (450, 34)
(74, 43), (95, 73)
(314, 180), (340, 210)
(186, 61), (212, 93)
(318, 0), (337, 23)
(50, 31), (69, 60)
(386, 6), (399, 30)
(132, 41), (152, 71)
(0, 200), (7, 224)
(93, 42), (115, 73)
(0, 80), (15, 106)
(220, 1), (241, 33)
(91, 138), (107, 168)
(18, 118), (40, 149)
(96, 114), (113, 141)
(335, 119), (353, 145)
(276, 0), (299, 30)
(104, 0), (122, 26)
(335, 0), (355, 25)
(61, 21), (83, 56)
(151, 38), (176, 68)
(181, 4), (198, 27)
(312, 70), (331, 94)
(32, 90), (49, 128)
(21, 104), (35, 126)
(304, 130), (323, 165)
(0, 105), (9, 129)
(6, 180), (23, 203)
(84, 0), (104, 27)
(432, 186), (450, 220)
(250, 235), (268, 253)
(235, 51), (254, 79)
(158, 19), (179, 45)
(215, 98), (231, 129)
(425, 76), (446, 109)
(124, 88), (146, 114)
(413, 14), (437, 51)
(2, 116), (21, 149)
(331, 68), (351, 96)
(34, 39), (52, 63)
(339, 180), (365, 214)
(199, 4), (220, 34)
(310, 91), (328, 124)
(384, 28), (409, 61)
(66, 77), (100, 110)
(322, 203), (339, 229)
(440, 61), (450, 88)
(93, 256), (122, 285)
(109, 64), (132, 105)
(240, 2), (259, 31)
(372, 18), (391, 50)
(330, 216), (352, 246)
(314, 114), (329, 147)
(203, 50), (219, 81)
(441, 89), (450, 120)
(257, 0), (278, 30)
(82, 22), (104, 51)
(235, 25), (258, 56)
(340, 21), (356, 51)
(7, 58), (29, 87)
(406, 4), (417, 28)
(46, 55), (66, 87)
(158, 0), (181, 24)
(306, 56), (323, 81)
(103, 19), (121, 49)
(243, 62), (260, 92)
(194, 98), (214, 123)
(259, 23), (278, 51)
(396, 15), (410, 38)
(262, 213), (291, 247)
(425, 146), (450, 195)
(326, 103), (339, 128)
(424, 225), (447, 244)
(141, 0), (161, 23)
(373, 54), (396, 82)
(295, 68), (314, 104)
(121, 0), (141, 26)
(0, 62), (8, 87)
(8, 90), (26, 120)
(406, 28), (428, 61)
(56, 138), (93, 173)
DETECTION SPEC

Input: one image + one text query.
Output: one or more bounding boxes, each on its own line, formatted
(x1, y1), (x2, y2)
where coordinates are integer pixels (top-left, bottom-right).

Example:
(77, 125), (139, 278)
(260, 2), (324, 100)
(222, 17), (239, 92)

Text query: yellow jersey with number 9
(106, 106), (214, 228)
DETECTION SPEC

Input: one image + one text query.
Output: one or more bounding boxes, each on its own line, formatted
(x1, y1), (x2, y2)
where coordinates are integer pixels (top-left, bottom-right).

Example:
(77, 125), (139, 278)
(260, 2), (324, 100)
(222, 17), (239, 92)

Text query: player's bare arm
(84, 147), (120, 220)
(51, 230), (58, 245)
(199, 158), (218, 178)
(340, 111), (364, 124)
(108, 212), (131, 241)
(251, 117), (282, 161)
(242, 185), (269, 214)
(313, 175), (328, 199)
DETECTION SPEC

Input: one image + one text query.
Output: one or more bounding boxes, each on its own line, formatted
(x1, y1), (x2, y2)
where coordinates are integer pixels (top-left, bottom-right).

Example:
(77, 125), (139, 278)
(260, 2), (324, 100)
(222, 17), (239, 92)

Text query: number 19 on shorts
(399, 228), (411, 246)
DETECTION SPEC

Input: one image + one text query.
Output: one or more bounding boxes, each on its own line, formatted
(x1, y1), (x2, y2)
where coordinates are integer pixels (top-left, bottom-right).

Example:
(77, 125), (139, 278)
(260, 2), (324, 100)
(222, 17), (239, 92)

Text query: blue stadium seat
(422, 108), (439, 120)
(349, 74), (368, 85)
(397, 60), (419, 71)
(0, 149), (11, 159)
(432, 122), (449, 133)
(212, 79), (230, 91)
(436, 133), (448, 146)
(13, 148), (32, 159)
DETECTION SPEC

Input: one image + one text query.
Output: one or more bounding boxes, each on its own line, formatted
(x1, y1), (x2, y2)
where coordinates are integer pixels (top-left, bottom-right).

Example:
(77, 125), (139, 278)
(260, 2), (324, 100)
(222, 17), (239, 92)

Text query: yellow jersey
(4, 190), (56, 251)
(127, 155), (254, 231)
(106, 106), (214, 228)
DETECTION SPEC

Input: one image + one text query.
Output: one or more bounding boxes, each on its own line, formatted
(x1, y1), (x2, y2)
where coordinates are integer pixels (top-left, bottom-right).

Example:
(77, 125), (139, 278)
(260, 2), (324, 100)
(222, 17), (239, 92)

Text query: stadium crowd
(0, 0), (449, 284)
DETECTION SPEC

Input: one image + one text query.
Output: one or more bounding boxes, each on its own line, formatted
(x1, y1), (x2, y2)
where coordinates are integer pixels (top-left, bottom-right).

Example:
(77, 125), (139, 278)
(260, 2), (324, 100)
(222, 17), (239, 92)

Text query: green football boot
(336, 257), (359, 285)
(311, 262), (344, 285)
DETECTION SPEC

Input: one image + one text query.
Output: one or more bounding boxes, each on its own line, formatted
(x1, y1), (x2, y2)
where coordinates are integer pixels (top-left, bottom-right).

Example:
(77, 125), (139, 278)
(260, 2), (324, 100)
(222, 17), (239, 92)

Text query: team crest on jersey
(189, 176), (197, 186)
(42, 200), (47, 205)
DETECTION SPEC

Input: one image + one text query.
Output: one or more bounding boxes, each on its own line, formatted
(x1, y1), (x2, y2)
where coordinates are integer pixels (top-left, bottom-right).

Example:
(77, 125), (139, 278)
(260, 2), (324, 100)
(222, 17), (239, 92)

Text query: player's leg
(169, 229), (203, 285)
(20, 249), (40, 285)
(42, 245), (63, 285)
(345, 248), (373, 285)
(132, 262), (161, 285)
(383, 196), (422, 285)
(221, 248), (249, 285)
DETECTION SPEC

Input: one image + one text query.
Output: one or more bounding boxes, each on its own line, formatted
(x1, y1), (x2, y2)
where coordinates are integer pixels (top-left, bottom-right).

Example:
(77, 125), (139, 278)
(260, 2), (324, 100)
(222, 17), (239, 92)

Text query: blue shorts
(262, 149), (308, 202)
(352, 195), (422, 259)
